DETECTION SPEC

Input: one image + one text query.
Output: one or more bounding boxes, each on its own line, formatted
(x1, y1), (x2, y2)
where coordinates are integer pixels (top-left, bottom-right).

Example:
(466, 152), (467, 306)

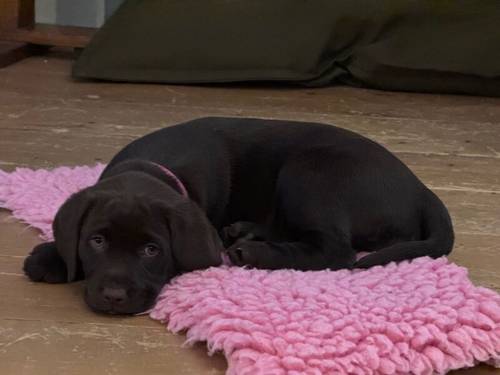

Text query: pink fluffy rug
(0, 164), (105, 240)
(152, 261), (500, 375)
(1, 165), (500, 374)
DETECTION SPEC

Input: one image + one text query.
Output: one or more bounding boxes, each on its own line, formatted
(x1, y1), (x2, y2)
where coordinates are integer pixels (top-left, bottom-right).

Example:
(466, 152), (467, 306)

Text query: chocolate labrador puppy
(23, 117), (454, 314)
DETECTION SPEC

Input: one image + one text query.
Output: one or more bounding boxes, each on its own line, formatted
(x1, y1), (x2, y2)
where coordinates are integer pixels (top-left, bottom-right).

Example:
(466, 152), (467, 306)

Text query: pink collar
(220, 252), (232, 266)
(150, 162), (189, 198)
(151, 161), (232, 266)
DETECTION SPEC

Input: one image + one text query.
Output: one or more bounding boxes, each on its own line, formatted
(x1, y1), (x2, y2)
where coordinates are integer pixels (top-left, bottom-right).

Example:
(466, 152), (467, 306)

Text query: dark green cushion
(73, 0), (500, 96)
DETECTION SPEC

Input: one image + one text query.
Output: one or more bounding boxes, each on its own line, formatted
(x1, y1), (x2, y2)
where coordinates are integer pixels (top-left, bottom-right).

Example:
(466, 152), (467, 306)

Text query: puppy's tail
(354, 189), (454, 268)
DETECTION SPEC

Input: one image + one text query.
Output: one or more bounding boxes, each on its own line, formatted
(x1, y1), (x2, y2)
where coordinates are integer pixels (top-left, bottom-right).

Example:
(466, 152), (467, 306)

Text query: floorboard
(0, 51), (499, 374)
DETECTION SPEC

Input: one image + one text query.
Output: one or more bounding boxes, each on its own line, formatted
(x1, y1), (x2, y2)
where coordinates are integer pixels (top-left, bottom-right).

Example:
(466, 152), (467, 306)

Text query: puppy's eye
(140, 244), (160, 258)
(89, 235), (106, 251)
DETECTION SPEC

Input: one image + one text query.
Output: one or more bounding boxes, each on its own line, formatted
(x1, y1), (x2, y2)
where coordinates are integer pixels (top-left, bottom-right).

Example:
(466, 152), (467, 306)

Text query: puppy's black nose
(102, 287), (127, 304)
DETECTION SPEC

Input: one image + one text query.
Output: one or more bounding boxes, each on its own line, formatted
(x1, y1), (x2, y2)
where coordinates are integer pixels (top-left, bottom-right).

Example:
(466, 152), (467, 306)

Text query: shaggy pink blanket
(1, 165), (500, 374)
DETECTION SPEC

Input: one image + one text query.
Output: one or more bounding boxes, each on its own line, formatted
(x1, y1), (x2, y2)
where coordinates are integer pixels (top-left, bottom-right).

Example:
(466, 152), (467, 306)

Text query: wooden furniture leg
(0, 0), (95, 68)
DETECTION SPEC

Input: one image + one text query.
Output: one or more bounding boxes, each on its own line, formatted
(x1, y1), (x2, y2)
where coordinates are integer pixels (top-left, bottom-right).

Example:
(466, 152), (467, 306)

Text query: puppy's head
(53, 174), (222, 314)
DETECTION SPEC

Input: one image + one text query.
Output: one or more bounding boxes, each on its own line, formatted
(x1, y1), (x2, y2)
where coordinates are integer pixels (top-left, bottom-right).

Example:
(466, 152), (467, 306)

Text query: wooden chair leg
(1, 0), (94, 67)
(0, 0), (43, 68)
(0, 0), (35, 30)
(17, 0), (35, 28)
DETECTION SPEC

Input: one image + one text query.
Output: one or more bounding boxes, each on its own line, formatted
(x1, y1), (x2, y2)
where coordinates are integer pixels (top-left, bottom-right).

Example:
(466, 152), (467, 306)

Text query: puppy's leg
(226, 234), (355, 271)
(227, 153), (356, 270)
(23, 242), (70, 283)
(221, 221), (267, 247)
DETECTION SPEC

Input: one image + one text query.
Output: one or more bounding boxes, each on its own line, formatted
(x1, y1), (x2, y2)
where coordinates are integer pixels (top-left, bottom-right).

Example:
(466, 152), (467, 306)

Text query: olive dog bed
(73, 0), (500, 96)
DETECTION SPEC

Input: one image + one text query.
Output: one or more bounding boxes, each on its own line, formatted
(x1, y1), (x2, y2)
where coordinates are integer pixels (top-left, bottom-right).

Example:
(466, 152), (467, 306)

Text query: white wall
(35, 0), (124, 27)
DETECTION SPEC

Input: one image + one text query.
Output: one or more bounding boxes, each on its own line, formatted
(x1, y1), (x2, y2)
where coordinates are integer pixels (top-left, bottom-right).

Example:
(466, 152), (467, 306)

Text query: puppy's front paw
(226, 240), (270, 268)
(23, 242), (68, 283)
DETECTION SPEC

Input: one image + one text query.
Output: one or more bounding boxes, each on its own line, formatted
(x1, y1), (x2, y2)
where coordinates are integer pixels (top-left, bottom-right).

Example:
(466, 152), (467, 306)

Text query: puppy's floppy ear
(163, 200), (223, 272)
(53, 188), (94, 282)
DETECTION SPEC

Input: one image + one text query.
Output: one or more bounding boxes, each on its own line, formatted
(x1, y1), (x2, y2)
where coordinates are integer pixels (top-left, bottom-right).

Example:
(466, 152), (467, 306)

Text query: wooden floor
(0, 50), (499, 374)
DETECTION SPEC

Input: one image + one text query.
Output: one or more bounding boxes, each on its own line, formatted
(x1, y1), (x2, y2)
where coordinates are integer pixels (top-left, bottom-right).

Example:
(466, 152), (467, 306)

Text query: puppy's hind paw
(23, 242), (68, 283)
